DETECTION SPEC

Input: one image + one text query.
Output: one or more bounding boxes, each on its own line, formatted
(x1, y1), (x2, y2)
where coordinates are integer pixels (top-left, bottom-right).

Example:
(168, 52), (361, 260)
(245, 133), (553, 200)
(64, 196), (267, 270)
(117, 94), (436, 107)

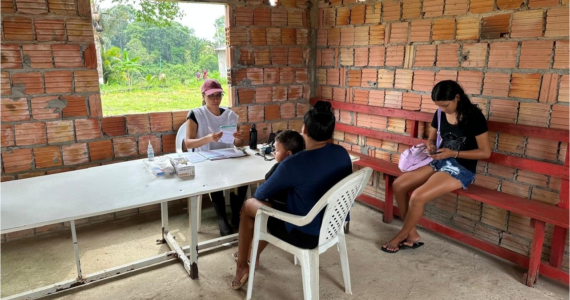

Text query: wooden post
(383, 174), (394, 223)
(525, 219), (546, 287)
(550, 144), (569, 268)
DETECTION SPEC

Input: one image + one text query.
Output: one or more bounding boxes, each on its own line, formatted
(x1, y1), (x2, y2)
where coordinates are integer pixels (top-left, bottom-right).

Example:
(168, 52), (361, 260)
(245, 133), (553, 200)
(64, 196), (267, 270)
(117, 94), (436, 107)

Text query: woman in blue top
(231, 101), (353, 289)
(382, 80), (491, 253)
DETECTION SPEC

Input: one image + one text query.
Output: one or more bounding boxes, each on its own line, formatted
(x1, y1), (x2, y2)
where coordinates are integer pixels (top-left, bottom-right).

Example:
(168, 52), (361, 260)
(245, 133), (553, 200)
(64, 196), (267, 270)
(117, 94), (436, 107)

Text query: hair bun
(312, 100), (332, 113)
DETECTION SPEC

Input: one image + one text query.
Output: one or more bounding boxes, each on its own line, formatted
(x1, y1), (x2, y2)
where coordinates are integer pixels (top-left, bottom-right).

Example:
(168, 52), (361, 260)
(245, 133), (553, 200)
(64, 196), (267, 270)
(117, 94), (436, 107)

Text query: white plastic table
(1, 147), (276, 300)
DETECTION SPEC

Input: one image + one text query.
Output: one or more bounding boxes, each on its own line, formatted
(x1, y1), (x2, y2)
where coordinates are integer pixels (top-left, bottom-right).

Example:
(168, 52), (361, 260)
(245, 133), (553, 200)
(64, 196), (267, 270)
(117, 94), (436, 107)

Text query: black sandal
(400, 241), (424, 250)
(380, 243), (401, 254)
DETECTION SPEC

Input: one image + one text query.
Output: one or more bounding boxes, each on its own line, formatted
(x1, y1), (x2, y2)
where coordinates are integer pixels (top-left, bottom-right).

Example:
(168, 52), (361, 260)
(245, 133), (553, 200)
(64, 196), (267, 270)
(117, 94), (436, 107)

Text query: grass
(100, 80), (230, 116)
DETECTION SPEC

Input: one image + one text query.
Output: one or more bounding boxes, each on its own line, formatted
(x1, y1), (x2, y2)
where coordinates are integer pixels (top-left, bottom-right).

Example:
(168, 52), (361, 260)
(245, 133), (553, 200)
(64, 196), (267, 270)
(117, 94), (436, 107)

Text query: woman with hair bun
(381, 80), (491, 253)
(230, 100), (353, 289)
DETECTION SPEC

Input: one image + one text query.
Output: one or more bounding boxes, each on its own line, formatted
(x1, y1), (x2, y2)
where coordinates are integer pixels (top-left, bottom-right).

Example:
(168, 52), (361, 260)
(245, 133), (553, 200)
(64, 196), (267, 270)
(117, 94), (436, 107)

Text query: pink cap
(201, 79), (224, 96)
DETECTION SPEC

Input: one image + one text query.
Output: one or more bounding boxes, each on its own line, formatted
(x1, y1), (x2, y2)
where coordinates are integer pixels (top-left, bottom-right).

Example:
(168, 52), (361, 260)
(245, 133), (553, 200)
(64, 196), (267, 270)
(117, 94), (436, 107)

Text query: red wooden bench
(311, 98), (570, 287)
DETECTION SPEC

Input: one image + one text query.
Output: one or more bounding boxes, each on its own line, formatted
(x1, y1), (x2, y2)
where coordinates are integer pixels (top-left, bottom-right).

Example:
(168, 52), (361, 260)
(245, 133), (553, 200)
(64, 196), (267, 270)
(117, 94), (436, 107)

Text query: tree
(100, 5), (136, 50)
(111, 50), (144, 88)
(126, 38), (152, 65)
(106, 0), (184, 27)
(213, 16), (226, 47)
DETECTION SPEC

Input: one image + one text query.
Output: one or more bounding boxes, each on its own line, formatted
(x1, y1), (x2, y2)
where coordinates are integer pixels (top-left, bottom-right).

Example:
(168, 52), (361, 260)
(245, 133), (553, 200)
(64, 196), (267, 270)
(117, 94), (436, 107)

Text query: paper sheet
(178, 152), (208, 163)
(220, 125), (237, 144)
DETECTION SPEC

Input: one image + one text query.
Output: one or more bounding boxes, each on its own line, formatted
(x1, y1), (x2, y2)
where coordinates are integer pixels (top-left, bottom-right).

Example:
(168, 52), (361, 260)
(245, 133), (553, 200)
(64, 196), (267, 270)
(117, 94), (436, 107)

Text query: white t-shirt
(187, 106), (238, 151)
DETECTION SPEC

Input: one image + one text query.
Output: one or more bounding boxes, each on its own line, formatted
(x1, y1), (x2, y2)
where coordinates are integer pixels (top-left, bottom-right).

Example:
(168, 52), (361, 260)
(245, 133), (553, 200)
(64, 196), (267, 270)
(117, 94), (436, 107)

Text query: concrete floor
(2, 204), (568, 300)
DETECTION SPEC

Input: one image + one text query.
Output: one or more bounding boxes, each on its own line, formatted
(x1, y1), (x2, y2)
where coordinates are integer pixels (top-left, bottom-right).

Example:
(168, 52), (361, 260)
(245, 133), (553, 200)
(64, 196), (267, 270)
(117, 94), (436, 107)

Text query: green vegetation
(99, 3), (227, 116)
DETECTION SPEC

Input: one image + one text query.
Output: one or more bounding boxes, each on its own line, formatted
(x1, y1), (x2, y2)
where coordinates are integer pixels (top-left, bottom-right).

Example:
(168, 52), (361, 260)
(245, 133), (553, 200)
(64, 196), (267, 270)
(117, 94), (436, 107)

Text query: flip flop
(380, 243), (400, 254)
(399, 241), (424, 250)
(231, 273), (249, 290)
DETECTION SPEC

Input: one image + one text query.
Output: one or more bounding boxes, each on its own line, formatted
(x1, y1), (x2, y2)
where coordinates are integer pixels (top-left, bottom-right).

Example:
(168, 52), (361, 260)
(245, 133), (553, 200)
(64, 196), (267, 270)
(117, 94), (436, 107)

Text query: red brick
(412, 71), (435, 93)
(378, 69), (395, 89)
(1, 44), (22, 69)
(461, 43), (487, 68)
(3, 148), (32, 173)
(327, 28), (340, 46)
(496, 0), (523, 9)
(551, 104), (569, 130)
(481, 14), (511, 39)
(52, 44), (83, 68)
(368, 46), (385, 67)
(353, 89), (369, 105)
(365, 3), (382, 23)
(458, 71), (483, 95)
(75, 118), (101, 140)
(22, 45), (53, 69)
(483, 73), (510, 97)
(413, 45), (435, 67)
(531, 188), (559, 205)
(247, 68), (264, 85)
(390, 22), (409, 44)
(66, 18), (94, 42)
(384, 91), (403, 109)
(445, 0), (468, 15)
(340, 27), (355, 46)
(545, 8), (569, 37)
(280, 67), (295, 84)
(251, 49), (268, 66)
(517, 170), (549, 188)
(266, 28), (282, 46)
(288, 85), (303, 100)
(323, 8), (336, 26)
(253, 7), (271, 26)
(289, 48), (305, 65)
(361, 69), (377, 88)
(383, 1), (401, 22)
(529, 0), (559, 7)
(490, 99), (518, 123)
(511, 10), (544, 38)
(172, 111), (186, 131)
(77, 0), (90, 16)
(350, 5), (365, 24)
(44, 70), (72, 94)
(1, 72), (10, 95)
(509, 73), (541, 100)
(333, 88), (347, 102)
(518, 102), (549, 127)
(15, 122), (46, 146)
(470, 0), (494, 13)
(232, 106), (247, 124)
(248, 105), (264, 122)
(61, 95), (87, 117)
(263, 68), (279, 85)
(3, 17), (34, 41)
(340, 48), (354, 66)
(148, 112), (172, 132)
(35, 19), (66, 42)
(386, 46), (404, 67)
(435, 70), (458, 83)
(423, 0), (444, 17)
(326, 69), (340, 86)
(237, 88), (255, 105)
(272, 8), (288, 26)
(1, 97), (29, 121)
(46, 120), (74, 143)
(402, 92), (421, 111)
(279, 103), (295, 120)
(539, 73), (559, 103)
(354, 27), (369, 46)
(227, 27), (248, 46)
(1, 124), (15, 147)
(30, 96), (59, 120)
(87, 94), (101, 118)
(102, 116), (127, 137)
(437, 43), (459, 67)
(249, 28), (266, 46)
(288, 10), (303, 27)
(354, 48), (368, 67)
(282, 28), (297, 45)
(347, 70), (361, 87)
(125, 114), (150, 134)
(488, 42), (518, 69)
(273, 86), (287, 102)
(433, 18), (455, 41)
(74, 70), (99, 92)
(238, 49), (254, 66)
(1, 0), (14, 12)
(395, 69), (413, 90)
(488, 163), (516, 179)
(49, 0), (76, 15)
(33, 146), (62, 169)
(519, 41), (553, 70)
(138, 135), (161, 156)
(296, 68), (309, 83)
(12, 72), (44, 95)
(321, 85), (332, 98)
(410, 20), (431, 42)
(297, 103), (310, 117)
(113, 137), (137, 158)
(554, 40), (569, 69)
(61, 143), (88, 165)
(234, 7), (253, 26)
(369, 25), (385, 45)
(162, 134), (176, 154)
(336, 7), (350, 25)
(264, 104), (279, 121)
(526, 138), (559, 161)
(402, 0), (421, 19)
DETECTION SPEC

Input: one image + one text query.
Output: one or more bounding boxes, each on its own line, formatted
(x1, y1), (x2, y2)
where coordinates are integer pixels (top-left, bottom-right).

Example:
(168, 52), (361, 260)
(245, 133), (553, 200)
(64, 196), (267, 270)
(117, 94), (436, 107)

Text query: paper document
(198, 150), (226, 160)
(178, 152), (208, 163)
(220, 125), (237, 144)
(213, 148), (246, 158)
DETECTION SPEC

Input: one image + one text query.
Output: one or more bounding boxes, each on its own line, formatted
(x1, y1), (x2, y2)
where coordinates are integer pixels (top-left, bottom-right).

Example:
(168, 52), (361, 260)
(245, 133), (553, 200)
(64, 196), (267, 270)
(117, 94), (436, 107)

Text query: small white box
(169, 157), (195, 177)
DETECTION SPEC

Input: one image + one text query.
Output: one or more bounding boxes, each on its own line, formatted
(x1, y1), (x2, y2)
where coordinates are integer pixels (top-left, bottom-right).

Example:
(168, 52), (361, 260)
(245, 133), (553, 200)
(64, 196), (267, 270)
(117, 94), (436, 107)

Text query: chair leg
(338, 232), (352, 295)
(524, 219), (546, 287)
(247, 216), (263, 300)
(196, 195), (202, 233)
(300, 251), (320, 300)
(294, 255), (299, 266)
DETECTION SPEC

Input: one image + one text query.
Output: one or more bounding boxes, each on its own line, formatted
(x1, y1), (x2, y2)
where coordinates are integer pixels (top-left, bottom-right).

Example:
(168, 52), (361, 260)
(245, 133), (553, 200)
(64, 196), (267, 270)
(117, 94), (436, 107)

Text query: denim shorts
(429, 158), (475, 189)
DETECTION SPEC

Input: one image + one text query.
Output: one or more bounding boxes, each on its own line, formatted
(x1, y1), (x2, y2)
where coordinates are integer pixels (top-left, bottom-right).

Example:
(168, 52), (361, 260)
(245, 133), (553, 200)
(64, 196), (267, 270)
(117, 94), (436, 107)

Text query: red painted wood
(550, 226), (568, 268)
(526, 220), (546, 287)
(352, 152), (570, 228)
(341, 123), (569, 179)
(383, 174), (394, 223)
(356, 194), (570, 286)
(312, 98), (570, 143)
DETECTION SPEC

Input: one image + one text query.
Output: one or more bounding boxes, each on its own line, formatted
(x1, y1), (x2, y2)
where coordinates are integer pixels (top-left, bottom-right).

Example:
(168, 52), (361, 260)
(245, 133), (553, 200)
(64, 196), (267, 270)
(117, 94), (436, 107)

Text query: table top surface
(1, 149), (276, 234)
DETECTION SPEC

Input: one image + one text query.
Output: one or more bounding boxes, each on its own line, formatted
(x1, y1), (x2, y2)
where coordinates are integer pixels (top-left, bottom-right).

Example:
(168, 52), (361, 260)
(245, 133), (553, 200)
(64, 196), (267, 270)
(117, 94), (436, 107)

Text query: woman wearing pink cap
(185, 79), (247, 236)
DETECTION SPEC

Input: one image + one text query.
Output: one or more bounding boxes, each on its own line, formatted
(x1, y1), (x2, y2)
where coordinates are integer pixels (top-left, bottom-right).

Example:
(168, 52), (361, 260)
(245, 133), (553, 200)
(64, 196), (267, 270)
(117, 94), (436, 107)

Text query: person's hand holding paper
(220, 124), (237, 144)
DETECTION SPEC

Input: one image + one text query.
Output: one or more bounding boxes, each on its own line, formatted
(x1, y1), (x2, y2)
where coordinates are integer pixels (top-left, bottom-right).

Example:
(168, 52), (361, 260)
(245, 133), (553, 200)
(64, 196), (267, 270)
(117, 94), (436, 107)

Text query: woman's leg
(384, 172), (462, 251)
(391, 166), (435, 244)
(210, 191), (232, 236)
(233, 198), (271, 286)
(230, 185), (249, 227)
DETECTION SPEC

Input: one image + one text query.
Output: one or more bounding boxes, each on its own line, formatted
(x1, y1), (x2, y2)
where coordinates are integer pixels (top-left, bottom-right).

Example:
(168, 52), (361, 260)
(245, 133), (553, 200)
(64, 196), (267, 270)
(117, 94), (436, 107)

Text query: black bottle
(249, 124), (258, 150)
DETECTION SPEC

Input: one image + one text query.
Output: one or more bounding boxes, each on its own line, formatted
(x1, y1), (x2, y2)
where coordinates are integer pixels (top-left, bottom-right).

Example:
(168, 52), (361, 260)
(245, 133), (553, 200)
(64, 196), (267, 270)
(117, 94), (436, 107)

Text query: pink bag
(398, 109), (442, 172)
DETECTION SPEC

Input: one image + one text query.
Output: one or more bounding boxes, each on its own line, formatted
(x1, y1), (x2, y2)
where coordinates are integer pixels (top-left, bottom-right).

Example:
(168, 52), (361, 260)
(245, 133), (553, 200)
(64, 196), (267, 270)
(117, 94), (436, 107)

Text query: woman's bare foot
(401, 228), (421, 247)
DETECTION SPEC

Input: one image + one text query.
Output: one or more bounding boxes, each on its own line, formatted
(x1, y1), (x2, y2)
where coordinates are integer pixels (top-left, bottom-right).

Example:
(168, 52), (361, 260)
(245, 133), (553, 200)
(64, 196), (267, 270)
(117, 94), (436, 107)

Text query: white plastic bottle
(147, 140), (154, 161)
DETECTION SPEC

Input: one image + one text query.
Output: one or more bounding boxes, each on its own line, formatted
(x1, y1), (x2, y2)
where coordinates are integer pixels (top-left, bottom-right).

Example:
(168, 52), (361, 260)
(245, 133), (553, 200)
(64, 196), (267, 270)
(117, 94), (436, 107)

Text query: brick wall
(317, 0), (568, 269)
(0, 0), (312, 242)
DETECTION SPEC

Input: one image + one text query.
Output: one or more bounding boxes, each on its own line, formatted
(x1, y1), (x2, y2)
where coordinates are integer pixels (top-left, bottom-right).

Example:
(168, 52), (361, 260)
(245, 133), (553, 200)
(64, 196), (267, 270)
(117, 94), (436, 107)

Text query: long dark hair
(431, 80), (481, 126)
(303, 100), (335, 141)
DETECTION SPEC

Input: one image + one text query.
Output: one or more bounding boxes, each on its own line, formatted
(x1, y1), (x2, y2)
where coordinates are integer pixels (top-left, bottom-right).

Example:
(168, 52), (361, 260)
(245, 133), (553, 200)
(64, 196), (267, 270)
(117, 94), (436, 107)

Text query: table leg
(196, 195), (203, 233)
(189, 196), (199, 279)
(157, 202), (169, 244)
(524, 219), (546, 287)
(70, 220), (83, 280)
(383, 174), (394, 223)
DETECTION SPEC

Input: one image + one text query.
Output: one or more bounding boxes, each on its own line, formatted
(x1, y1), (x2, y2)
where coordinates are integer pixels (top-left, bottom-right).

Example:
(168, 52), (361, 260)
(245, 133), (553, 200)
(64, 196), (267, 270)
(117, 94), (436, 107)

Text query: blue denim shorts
(429, 158), (475, 189)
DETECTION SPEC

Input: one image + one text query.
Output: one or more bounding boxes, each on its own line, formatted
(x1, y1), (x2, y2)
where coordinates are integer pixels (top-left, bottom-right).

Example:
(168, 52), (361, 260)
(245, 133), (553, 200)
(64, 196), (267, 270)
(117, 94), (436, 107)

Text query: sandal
(380, 243), (400, 254)
(399, 241), (424, 250)
(230, 272), (249, 290)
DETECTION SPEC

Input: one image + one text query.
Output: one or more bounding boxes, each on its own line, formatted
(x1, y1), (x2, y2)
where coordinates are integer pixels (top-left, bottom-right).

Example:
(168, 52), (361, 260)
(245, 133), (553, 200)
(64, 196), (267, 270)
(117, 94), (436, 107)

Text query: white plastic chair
(246, 167), (373, 300)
